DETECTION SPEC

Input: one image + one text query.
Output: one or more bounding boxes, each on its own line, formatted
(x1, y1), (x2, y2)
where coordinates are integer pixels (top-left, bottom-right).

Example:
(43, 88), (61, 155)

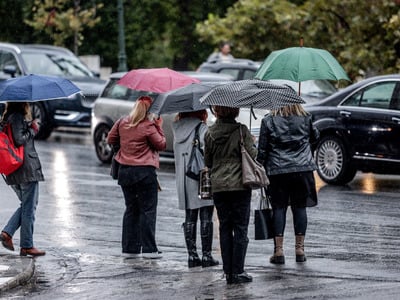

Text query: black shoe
(225, 273), (233, 284)
(188, 255), (202, 268)
(230, 272), (253, 284)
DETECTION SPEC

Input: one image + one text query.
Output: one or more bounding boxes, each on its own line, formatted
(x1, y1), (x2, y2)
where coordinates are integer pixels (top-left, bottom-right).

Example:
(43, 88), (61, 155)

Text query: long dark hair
(1, 102), (32, 122)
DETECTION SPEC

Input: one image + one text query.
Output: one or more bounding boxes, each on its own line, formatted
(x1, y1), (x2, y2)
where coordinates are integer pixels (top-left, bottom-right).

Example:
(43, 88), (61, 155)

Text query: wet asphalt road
(0, 130), (399, 299)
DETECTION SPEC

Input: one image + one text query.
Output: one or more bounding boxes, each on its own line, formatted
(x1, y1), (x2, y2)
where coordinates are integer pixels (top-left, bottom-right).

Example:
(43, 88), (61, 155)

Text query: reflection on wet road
(0, 131), (399, 299)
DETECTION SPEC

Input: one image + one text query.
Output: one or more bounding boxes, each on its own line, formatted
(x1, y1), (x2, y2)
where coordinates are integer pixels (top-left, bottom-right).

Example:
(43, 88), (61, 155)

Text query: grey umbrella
(149, 82), (224, 115)
(199, 79), (305, 110)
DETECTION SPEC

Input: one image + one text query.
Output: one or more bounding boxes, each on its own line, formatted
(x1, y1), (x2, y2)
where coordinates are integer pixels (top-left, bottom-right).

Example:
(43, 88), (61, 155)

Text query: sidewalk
(0, 254), (34, 292)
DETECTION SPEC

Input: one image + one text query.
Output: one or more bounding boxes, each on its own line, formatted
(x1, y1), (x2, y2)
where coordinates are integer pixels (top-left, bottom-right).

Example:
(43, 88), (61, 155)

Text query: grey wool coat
(172, 117), (213, 210)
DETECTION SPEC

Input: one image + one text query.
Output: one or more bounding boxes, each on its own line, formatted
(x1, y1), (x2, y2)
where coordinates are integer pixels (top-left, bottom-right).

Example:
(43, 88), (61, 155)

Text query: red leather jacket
(107, 116), (166, 169)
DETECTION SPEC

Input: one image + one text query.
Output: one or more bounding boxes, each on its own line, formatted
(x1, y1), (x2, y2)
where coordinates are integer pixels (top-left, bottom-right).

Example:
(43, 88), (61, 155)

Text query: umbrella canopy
(255, 47), (350, 83)
(199, 79), (305, 110)
(117, 68), (200, 94)
(149, 82), (222, 115)
(0, 74), (81, 102)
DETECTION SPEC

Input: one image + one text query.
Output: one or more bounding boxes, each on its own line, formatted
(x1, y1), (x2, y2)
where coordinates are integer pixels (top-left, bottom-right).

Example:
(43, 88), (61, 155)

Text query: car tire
(315, 136), (357, 185)
(30, 102), (53, 140)
(94, 124), (113, 163)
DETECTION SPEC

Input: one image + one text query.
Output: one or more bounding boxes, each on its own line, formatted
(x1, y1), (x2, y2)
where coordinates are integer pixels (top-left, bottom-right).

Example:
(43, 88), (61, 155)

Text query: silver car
(92, 72), (240, 163)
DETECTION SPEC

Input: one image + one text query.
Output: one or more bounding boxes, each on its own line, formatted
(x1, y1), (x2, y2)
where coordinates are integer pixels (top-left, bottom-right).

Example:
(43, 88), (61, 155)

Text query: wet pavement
(0, 134), (399, 299)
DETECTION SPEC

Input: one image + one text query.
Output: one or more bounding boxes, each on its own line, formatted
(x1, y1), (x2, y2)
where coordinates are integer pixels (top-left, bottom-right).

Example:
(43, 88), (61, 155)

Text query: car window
(101, 78), (157, 101)
(21, 52), (93, 77)
(243, 69), (256, 80)
(219, 68), (240, 80)
(0, 50), (22, 77)
(343, 82), (396, 109)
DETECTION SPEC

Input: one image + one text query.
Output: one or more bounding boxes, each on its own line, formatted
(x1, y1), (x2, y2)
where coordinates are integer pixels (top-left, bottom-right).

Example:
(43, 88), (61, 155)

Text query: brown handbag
(239, 126), (269, 189)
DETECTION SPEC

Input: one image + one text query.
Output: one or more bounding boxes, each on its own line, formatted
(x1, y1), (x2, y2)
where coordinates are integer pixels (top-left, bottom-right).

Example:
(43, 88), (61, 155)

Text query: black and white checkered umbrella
(199, 79), (305, 110)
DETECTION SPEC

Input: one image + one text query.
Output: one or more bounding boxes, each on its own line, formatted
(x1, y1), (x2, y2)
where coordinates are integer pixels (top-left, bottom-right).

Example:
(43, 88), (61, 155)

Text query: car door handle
(339, 111), (352, 117)
(392, 117), (400, 124)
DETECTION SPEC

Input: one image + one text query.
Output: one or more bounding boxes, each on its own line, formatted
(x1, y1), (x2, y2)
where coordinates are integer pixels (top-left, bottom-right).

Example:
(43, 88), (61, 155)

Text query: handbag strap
(239, 124), (244, 145)
(192, 122), (203, 153)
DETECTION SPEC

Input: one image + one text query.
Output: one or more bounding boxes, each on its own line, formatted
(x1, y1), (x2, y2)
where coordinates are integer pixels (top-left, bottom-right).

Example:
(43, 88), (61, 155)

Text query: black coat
(257, 114), (319, 175)
(4, 112), (44, 185)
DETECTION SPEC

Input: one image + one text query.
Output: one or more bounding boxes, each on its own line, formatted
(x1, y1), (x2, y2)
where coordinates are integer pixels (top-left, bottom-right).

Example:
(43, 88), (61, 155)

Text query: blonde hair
(270, 104), (308, 117)
(128, 96), (153, 127)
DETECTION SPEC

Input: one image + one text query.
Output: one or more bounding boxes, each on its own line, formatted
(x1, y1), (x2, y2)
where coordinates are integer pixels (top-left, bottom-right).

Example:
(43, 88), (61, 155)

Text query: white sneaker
(122, 252), (141, 258)
(142, 251), (163, 259)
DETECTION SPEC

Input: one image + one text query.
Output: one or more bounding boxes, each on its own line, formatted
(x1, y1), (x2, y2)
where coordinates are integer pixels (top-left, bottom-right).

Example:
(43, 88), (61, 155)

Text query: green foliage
(25, 0), (103, 53)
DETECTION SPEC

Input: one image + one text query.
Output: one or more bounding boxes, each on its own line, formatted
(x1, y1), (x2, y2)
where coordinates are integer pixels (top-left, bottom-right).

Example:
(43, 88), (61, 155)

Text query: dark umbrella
(199, 79), (305, 110)
(149, 82), (223, 115)
(0, 74), (81, 102)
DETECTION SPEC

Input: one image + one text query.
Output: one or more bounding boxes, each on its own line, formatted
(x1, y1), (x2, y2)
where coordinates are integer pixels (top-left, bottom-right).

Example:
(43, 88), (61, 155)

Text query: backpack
(0, 123), (24, 175)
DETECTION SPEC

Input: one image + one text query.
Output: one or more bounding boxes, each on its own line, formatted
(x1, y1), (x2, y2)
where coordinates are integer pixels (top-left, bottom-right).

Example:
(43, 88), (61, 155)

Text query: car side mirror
(3, 65), (17, 78)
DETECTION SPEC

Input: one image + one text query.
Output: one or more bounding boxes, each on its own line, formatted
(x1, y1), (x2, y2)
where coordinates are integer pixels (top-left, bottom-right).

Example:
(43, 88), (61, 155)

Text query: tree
(196, 0), (400, 81)
(25, 0), (103, 55)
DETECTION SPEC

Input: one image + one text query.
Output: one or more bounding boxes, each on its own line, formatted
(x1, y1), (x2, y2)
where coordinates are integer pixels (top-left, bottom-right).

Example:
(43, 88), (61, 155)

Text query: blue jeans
(3, 182), (39, 248)
(120, 172), (159, 254)
(213, 190), (251, 275)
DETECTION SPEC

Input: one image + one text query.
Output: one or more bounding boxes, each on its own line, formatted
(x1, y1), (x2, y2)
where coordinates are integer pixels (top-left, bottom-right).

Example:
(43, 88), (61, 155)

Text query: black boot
(183, 222), (202, 268)
(200, 222), (219, 268)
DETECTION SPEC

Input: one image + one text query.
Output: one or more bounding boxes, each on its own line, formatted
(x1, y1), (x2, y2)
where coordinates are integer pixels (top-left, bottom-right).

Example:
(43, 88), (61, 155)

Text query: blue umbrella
(0, 74), (81, 102)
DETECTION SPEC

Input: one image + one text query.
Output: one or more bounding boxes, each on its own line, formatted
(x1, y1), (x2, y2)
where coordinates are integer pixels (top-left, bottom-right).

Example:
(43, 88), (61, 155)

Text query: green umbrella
(255, 46), (350, 95)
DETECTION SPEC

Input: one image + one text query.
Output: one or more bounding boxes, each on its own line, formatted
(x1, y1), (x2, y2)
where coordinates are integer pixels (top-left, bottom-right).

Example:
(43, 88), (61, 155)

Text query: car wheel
(94, 124), (113, 163)
(30, 102), (53, 140)
(315, 136), (357, 185)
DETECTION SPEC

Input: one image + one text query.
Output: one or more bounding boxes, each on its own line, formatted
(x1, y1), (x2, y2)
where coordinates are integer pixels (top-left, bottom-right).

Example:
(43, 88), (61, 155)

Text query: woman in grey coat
(0, 102), (46, 257)
(172, 110), (219, 268)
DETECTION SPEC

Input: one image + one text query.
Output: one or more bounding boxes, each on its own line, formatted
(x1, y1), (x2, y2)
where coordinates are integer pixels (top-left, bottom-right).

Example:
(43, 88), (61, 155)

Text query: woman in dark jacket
(257, 103), (319, 264)
(107, 96), (166, 259)
(0, 102), (45, 257)
(204, 106), (256, 284)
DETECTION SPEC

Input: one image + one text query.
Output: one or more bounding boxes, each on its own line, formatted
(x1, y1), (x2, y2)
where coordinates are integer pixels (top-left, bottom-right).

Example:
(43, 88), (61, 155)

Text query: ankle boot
(270, 236), (285, 264)
(183, 222), (202, 268)
(295, 235), (306, 262)
(200, 222), (219, 267)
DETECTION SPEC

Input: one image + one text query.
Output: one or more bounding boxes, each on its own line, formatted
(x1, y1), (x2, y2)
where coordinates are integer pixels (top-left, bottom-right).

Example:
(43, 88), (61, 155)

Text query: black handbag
(254, 188), (274, 240)
(186, 123), (205, 180)
(110, 143), (120, 180)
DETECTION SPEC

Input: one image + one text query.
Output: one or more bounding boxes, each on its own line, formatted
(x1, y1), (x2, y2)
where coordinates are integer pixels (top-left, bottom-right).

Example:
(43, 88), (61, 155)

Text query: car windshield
(269, 79), (337, 97)
(22, 52), (93, 77)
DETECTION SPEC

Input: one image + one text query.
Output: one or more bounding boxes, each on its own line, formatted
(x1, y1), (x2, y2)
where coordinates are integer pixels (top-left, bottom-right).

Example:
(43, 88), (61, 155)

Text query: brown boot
(20, 247), (46, 257)
(270, 236), (285, 264)
(295, 235), (306, 262)
(0, 231), (14, 251)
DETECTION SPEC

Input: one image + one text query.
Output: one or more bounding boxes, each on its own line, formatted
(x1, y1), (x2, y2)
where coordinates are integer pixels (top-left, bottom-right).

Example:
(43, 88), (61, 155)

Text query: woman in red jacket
(107, 96), (166, 259)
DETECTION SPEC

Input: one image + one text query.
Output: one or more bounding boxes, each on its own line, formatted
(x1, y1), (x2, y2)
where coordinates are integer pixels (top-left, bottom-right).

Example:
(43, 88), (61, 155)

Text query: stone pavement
(0, 253), (34, 293)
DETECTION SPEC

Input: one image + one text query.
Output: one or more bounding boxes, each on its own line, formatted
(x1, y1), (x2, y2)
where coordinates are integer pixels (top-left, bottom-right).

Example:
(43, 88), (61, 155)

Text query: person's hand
(30, 119), (40, 134)
(154, 116), (163, 127)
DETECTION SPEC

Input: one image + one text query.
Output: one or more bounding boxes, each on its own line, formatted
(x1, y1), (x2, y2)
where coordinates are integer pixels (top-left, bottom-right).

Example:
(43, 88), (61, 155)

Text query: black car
(0, 42), (106, 139)
(197, 58), (337, 103)
(306, 74), (400, 185)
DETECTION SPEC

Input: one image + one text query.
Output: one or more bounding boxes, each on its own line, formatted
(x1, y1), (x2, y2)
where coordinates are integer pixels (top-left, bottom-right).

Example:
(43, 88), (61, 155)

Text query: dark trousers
(120, 174), (158, 254)
(273, 206), (307, 236)
(213, 190), (251, 275)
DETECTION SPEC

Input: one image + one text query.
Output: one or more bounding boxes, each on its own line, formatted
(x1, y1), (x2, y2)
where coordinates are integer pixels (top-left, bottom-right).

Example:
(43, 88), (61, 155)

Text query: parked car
(197, 58), (338, 103)
(306, 74), (400, 185)
(92, 71), (237, 163)
(0, 42), (106, 139)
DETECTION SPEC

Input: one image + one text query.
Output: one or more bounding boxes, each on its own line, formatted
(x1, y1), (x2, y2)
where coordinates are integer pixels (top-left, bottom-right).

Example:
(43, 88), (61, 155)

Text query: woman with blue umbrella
(0, 102), (46, 256)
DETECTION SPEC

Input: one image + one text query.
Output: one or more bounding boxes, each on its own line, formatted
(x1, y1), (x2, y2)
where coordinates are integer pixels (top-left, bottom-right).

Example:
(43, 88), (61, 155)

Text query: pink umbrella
(117, 68), (200, 93)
